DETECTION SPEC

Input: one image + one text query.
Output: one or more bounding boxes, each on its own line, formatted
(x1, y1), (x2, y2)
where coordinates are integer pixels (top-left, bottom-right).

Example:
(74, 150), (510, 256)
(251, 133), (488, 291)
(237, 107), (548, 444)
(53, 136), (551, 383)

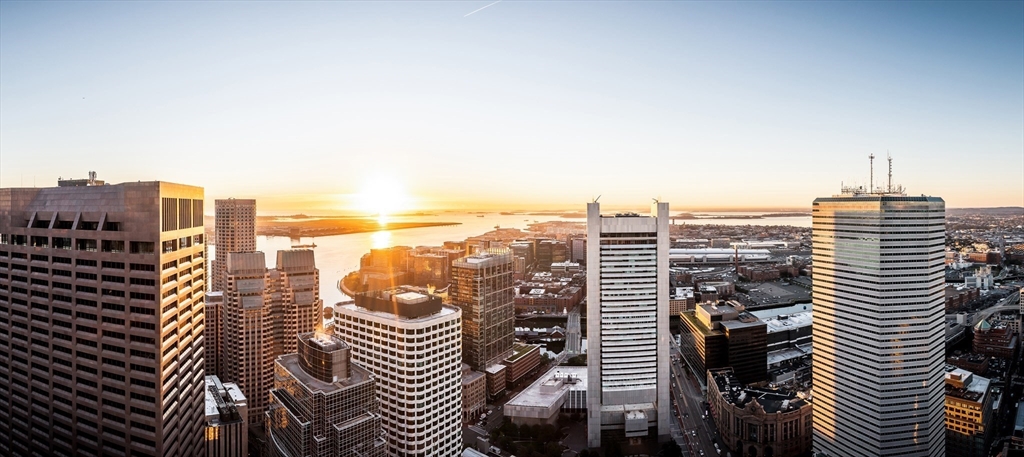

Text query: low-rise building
(486, 364), (508, 399)
(945, 366), (994, 457)
(503, 343), (542, 388)
(707, 368), (813, 457)
(205, 376), (248, 457)
(737, 265), (781, 282)
(945, 285), (981, 312)
(946, 352), (990, 375)
(670, 286), (695, 315)
(504, 366), (588, 425)
(462, 364), (487, 424)
(973, 319), (1017, 359)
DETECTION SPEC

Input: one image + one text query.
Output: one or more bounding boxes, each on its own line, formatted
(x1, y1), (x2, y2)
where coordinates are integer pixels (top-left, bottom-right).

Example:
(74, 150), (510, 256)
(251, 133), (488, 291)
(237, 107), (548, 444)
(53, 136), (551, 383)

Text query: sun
(353, 178), (412, 225)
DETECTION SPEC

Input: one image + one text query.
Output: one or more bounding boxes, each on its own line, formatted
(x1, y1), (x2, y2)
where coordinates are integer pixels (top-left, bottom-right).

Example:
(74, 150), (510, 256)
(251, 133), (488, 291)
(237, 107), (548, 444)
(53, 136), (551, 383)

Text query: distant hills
(947, 207), (1023, 216)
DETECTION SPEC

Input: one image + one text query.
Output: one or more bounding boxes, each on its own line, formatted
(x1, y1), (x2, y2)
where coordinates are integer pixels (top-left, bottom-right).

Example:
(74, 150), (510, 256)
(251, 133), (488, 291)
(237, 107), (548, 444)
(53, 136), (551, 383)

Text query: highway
(670, 338), (723, 457)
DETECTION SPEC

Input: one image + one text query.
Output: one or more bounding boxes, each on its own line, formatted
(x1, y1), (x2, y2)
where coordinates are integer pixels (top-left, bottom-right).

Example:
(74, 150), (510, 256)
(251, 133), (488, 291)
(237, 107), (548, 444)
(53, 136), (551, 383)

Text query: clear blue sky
(1, 1), (1021, 213)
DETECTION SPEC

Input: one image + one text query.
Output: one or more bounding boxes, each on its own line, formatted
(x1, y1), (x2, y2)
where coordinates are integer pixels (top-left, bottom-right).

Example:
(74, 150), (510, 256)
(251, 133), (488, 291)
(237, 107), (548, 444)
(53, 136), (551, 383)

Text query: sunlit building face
(811, 192), (946, 457)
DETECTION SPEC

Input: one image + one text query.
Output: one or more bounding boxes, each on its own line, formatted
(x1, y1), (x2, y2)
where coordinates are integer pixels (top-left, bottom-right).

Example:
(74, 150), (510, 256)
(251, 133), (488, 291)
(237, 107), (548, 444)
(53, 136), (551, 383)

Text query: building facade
(811, 191), (946, 457)
(205, 375), (249, 457)
(678, 302), (768, 386)
(944, 367), (993, 457)
(451, 250), (515, 375)
(586, 202), (671, 449)
(334, 287), (463, 457)
(221, 250), (321, 429)
(707, 368), (813, 457)
(266, 333), (385, 457)
(211, 198), (256, 294)
(461, 364), (486, 424)
(0, 181), (207, 456)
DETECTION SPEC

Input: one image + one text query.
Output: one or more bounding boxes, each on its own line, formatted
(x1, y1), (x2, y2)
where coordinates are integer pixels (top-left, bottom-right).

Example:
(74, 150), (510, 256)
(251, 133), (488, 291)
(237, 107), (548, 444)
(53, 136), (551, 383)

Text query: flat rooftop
(945, 366), (991, 403)
(338, 301), (457, 323)
(710, 368), (808, 414)
(767, 345), (812, 366)
(506, 365), (588, 409)
(762, 312), (812, 333)
(276, 353), (371, 394)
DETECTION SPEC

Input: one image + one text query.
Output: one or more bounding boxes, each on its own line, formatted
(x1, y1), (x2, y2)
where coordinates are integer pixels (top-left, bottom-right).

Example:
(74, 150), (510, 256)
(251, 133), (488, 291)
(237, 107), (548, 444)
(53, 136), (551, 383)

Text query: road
(670, 338), (723, 457)
(972, 291), (1021, 324)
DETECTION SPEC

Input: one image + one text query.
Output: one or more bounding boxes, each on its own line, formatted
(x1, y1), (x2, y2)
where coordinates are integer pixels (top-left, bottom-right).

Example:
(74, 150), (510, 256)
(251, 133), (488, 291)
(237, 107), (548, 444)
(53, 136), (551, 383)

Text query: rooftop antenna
(887, 152), (893, 193)
(869, 153), (875, 193)
(593, 195), (601, 203)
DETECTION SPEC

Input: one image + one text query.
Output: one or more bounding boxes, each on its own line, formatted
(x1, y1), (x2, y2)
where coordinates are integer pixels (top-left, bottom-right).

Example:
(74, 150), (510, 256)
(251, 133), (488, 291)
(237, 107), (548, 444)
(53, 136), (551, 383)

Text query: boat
(476, 214), (485, 217)
(291, 243), (317, 249)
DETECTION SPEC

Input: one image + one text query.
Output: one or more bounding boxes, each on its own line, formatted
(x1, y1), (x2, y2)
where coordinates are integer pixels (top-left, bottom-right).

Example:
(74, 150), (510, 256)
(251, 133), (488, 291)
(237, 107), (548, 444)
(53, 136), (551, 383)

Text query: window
(130, 263), (156, 272)
(76, 239), (98, 252)
(161, 240), (177, 254)
(129, 242), (155, 254)
(101, 240), (124, 253)
(101, 261), (125, 270)
(102, 222), (121, 231)
(76, 259), (98, 267)
(101, 288), (125, 297)
(53, 238), (72, 250)
(102, 301), (125, 311)
(30, 236), (48, 248)
(129, 277), (155, 287)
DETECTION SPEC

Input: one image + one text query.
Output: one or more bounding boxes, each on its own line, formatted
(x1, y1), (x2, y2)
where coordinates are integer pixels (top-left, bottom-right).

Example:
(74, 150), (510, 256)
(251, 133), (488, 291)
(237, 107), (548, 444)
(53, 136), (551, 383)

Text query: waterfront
(211, 212), (811, 307)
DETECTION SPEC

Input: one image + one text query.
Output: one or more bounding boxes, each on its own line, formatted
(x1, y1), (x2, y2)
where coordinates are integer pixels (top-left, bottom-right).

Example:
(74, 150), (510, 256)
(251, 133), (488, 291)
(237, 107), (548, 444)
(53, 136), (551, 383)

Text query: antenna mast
(869, 153), (875, 193)
(887, 152), (893, 193)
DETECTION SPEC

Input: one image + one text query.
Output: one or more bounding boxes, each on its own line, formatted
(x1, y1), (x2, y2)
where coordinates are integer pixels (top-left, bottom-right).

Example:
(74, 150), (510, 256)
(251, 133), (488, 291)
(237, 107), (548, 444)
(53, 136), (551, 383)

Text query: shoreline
(255, 221), (462, 238)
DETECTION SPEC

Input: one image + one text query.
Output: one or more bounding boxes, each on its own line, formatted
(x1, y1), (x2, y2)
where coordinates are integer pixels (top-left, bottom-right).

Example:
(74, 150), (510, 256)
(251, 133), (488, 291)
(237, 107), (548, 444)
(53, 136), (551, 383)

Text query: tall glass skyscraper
(811, 189), (946, 457)
(586, 202), (671, 449)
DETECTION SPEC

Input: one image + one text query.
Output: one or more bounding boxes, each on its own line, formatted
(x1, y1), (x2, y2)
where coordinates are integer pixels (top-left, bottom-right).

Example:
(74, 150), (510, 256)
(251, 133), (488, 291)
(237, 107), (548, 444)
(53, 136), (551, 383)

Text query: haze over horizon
(2, 1), (1021, 215)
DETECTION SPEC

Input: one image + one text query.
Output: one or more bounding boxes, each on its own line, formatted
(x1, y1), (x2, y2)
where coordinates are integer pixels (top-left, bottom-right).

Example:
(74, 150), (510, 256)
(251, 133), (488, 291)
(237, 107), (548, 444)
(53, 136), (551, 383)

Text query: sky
(1, 1), (1022, 214)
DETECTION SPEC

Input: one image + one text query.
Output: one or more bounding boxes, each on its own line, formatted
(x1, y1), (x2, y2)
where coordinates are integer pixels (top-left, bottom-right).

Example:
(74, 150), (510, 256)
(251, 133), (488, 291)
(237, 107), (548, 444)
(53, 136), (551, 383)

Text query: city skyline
(1, 1), (1022, 214)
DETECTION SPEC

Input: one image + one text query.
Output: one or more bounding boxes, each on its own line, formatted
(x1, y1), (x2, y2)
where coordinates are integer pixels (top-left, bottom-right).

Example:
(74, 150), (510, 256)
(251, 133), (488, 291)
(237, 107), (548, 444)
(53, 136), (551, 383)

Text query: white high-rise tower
(812, 182), (946, 457)
(586, 202), (670, 449)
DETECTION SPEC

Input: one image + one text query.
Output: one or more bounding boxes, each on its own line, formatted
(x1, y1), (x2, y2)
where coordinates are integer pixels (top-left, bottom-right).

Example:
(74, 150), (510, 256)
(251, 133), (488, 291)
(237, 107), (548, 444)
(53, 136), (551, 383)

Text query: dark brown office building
(0, 179), (207, 456)
(679, 302), (767, 385)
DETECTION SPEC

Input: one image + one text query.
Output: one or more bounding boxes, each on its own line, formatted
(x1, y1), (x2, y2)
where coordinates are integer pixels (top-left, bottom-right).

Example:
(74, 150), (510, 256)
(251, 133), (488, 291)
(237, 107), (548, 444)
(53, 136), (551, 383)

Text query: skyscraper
(207, 198), (256, 380)
(212, 198), (256, 294)
(451, 250), (515, 373)
(586, 202), (671, 449)
(335, 287), (463, 457)
(812, 187), (945, 457)
(0, 180), (207, 456)
(266, 333), (385, 457)
(221, 249), (321, 429)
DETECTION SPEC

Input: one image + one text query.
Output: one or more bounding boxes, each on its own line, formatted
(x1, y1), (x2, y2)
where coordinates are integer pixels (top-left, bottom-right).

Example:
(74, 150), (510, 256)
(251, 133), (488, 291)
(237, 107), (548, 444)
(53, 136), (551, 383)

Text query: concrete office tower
(212, 199), (256, 293)
(221, 250), (321, 429)
(812, 188), (945, 457)
(335, 287), (463, 457)
(266, 333), (385, 457)
(586, 202), (671, 449)
(205, 375), (249, 457)
(451, 249), (515, 373)
(0, 180), (207, 456)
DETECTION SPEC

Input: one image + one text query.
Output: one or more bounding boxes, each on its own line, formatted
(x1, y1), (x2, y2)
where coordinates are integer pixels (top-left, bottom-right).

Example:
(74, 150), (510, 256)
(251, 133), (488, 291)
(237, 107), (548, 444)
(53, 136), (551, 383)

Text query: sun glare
(353, 178), (412, 225)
